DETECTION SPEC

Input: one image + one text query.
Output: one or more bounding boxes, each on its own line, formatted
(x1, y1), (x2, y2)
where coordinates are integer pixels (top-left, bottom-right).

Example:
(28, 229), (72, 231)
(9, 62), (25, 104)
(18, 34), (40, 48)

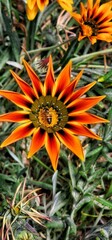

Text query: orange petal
(26, 2), (38, 21)
(56, 129), (84, 161)
(45, 133), (60, 171)
(80, 2), (87, 21)
(71, 12), (82, 24)
(28, 128), (46, 158)
(87, 0), (93, 18)
(27, 0), (36, 10)
(10, 70), (36, 101)
(58, 70), (84, 103)
(67, 96), (106, 113)
(98, 27), (112, 33)
(0, 90), (32, 110)
(66, 122), (102, 140)
(94, 2), (112, 23)
(37, 0), (49, 11)
(0, 111), (30, 122)
(44, 55), (55, 96)
(99, 21), (112, 28)
(53, 60), (72, 97)
(68, 112), (109, 124)
(0, 122), (34, 148)
(92, 0), (100, 13)
(89, 36), (97, 44)
(67, 81), (96, 105)
(57, 0), (73, 12)
(23, 59), (43, 98)
(96, 33), (112, 42)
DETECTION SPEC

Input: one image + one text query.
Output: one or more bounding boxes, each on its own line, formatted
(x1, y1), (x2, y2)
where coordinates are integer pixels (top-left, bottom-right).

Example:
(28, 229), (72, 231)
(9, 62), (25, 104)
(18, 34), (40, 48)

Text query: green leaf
(94, 197), (112, 209)
(3, 10), (20, 62)
(103, 89), (112, 102)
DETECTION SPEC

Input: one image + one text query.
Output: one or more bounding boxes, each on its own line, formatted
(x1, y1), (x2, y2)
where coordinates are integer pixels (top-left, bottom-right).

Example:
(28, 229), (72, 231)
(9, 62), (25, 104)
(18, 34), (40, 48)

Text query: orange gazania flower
(0, 56), (108, 170)
(71, 0), (112, 44)
(26, 0), (73, 20)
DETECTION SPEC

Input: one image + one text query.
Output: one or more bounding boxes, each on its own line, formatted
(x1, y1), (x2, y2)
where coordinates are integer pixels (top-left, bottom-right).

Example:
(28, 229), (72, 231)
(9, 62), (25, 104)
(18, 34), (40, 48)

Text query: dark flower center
(29, 95), (68, 133)
(84, 19), (98, 36)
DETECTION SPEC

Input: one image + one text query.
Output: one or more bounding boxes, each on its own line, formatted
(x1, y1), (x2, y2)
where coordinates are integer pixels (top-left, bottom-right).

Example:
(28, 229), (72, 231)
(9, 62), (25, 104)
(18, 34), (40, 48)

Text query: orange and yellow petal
(28, 128), (46, 158)
(43, 55), (55, 96)
(27, 0), (36, 10)
(87, 0), (93, 19)
(68, 112), (109, 124)
(67, 81), (96, 104)
(0, 90), (32, 110)
(56, 128), (84, 161)
(57, 0), (73, 12)
(71, 12), (82, 24)
(23, 59), (43, 98)
(66, 122), (102, 140)
(0, 111), (30, 122)
(80, 2), (87, 21)
(26, 2), (38, 21)
(37, 0), (49, 11)
(0, 122), (34, 148)
(94, 1), (112, 22)
(67, 96), (106, 113)
(58, 70), (83, 103)
(10, 70), (36, 101)
(45, 133), (60, 171)
(53, 60), (72, 97)
(96, 33), (112, 42)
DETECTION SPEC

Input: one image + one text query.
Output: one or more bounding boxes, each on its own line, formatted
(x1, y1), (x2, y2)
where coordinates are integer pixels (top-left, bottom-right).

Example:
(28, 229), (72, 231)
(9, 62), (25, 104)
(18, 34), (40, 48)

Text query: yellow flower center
(38, 107), (58, 128)
(82, 24), (93, 37)
(29, 95), (68, 133)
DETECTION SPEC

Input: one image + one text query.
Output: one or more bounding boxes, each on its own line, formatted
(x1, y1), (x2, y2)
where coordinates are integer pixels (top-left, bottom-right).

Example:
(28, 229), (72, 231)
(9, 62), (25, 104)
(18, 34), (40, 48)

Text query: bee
(46, 111), (52, 124)
(43, 108), (52, 124)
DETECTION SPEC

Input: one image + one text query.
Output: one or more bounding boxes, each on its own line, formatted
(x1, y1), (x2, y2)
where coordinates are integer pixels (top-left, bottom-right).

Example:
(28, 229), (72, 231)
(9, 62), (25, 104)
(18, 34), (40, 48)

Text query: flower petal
(44, 55), (55, 96)
(94, 2), (112, 23)
(10, 70), (36, 101)
(66, 122), (102, 140)
(45, 133), (60, 171)
(23, 59), (43, 98)
(37, 0), (49, 11)
(0, 90), (32, 109)
(67, 81), (96, 105)
(27, 0), (36, 10)
(71, 12), (82, 24)
(26, 2), (38, 20)
(58, 70), (83, 103)
(28, 128), (46, 158)
(68, 112), (109, 124)
(57, 0), (73, 12)
(56, 129), (84, 161)
(80, 2), (87, 21)
(0, 122), (34, 148)
(96, 33), (112, 42)
(53, 60), (72, 97)
(0, 111), (30, 122)
(87, 0), (93, 18)
(67, 96), (106, 113)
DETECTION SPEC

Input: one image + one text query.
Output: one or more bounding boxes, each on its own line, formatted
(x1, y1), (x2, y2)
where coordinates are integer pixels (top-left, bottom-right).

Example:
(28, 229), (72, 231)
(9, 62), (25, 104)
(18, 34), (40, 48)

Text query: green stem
(24, 37), (75, 55)
(72, 48), (112, 63)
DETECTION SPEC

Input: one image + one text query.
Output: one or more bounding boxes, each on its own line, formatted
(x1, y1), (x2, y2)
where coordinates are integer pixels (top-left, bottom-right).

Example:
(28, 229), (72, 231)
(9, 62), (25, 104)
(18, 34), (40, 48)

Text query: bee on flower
(0, 56), (108, 170)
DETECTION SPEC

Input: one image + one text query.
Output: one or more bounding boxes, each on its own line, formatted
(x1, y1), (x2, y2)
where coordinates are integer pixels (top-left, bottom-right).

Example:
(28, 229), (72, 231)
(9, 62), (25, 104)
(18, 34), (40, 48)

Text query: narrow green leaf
(94, 197), (112, 209)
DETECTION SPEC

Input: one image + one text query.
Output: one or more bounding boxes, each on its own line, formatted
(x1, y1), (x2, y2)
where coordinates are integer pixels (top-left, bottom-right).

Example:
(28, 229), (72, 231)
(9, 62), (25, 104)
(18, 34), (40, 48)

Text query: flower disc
(29, 95), (68, 133)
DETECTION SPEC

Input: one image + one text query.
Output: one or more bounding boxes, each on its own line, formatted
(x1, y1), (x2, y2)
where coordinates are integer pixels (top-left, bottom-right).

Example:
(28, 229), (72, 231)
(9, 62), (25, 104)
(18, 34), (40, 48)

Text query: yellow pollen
(82, 24), (93, 37)
(38, 107), (58, 128)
